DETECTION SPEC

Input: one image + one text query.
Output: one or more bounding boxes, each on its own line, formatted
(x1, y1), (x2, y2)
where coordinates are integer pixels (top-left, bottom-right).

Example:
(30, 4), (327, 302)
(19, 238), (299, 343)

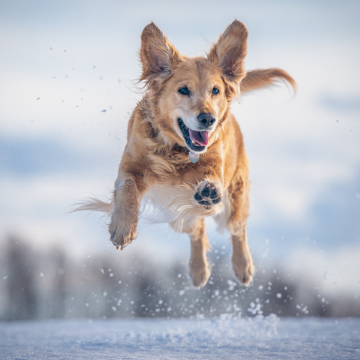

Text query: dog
(77, 20), (295, 288)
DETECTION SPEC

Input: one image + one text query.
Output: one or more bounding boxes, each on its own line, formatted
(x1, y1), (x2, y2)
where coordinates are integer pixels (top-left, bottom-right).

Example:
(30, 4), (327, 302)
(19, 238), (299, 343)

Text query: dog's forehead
(173, 57), (221, 85)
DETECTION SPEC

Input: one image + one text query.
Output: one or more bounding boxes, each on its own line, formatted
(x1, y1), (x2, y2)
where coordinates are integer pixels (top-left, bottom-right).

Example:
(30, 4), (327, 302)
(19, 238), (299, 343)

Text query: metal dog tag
(189, 151), (199, 163)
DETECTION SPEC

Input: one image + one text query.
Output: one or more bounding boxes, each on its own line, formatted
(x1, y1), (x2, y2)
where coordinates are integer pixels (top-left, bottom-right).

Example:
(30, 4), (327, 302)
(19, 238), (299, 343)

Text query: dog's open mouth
(178, 118), (208, 152)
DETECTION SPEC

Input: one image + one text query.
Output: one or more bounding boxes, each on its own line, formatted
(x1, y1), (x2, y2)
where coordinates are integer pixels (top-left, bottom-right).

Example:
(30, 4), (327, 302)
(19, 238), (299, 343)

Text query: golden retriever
(77, 20), (295, 288)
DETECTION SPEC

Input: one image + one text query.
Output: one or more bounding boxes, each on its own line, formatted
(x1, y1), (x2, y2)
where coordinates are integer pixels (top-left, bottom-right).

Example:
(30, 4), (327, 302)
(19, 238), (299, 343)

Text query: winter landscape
(1, 317), (359, 359)
(0, 0), (359, 358)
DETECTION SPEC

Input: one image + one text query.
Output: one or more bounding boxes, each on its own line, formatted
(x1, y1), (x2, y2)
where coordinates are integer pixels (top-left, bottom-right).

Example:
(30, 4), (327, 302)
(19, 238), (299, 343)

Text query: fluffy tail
(72, 197), (113, 216)
(241, 68), (296, 94)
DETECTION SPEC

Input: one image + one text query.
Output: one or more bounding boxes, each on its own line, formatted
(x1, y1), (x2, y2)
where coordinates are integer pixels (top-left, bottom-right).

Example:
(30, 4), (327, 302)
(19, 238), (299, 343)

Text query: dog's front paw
(109, 208), (138, 250)
(232, 250), (254, 286)
(194, 181), (222, 209)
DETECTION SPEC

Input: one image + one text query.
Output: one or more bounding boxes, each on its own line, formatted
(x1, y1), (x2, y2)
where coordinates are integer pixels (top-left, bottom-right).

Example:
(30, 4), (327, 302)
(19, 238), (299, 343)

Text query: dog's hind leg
(231, 227), (254, 285)
(172, 217), (211, 289)
(226, 178), (254, 285)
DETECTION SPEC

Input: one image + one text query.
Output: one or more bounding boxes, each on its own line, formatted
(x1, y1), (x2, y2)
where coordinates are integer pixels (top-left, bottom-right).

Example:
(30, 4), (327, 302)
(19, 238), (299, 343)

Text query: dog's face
(157, 59), (228, 154)
(140, 20), (248, 154)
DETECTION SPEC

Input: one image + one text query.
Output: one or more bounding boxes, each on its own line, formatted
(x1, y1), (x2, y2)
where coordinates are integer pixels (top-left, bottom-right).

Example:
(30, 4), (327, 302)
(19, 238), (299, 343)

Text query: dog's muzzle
(177, 118), (208, 153)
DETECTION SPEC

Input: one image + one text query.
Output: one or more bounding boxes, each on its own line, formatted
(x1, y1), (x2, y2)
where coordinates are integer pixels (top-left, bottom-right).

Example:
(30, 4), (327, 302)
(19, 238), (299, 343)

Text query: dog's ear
(208, 20), (248, 83)
(140, 22), (182, 82)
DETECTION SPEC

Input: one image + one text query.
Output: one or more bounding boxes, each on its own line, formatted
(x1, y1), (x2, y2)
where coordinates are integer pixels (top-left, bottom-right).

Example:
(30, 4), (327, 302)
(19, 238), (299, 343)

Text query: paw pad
(194, 182), (221, 208)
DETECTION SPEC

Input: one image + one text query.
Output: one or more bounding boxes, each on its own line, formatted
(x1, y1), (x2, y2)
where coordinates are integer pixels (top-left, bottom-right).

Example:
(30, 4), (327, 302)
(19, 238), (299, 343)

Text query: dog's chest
(140, 183), (193, 225)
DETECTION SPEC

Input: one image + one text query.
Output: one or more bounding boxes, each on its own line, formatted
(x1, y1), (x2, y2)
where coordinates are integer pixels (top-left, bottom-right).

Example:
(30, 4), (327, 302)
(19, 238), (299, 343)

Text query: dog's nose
(197, 113), (216, 128)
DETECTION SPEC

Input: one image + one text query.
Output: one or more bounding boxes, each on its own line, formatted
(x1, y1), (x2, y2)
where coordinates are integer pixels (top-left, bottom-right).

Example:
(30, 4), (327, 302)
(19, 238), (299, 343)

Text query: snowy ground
(0, 316), (359, 359)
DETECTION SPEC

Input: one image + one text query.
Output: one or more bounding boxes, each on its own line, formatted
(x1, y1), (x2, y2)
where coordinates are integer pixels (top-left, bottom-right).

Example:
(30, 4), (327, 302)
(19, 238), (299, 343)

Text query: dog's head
(140, 20), (248, 154)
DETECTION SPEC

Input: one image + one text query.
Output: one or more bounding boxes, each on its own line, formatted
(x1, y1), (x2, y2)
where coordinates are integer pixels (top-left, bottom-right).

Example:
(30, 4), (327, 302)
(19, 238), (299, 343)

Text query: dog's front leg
(194, 180), (223, 209)
(192, 158), (224, 209)
(109, 176), (145, 249)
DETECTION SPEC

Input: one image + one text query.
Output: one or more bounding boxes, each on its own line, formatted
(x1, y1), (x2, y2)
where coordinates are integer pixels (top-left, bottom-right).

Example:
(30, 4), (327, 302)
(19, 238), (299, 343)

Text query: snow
(1, 317), (359, 359)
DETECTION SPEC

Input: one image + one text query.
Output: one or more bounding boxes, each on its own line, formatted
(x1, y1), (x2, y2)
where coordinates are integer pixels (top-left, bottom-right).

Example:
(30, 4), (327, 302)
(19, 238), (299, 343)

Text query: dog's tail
(241, 68), (296, 94)
(72, 197), (113, 216)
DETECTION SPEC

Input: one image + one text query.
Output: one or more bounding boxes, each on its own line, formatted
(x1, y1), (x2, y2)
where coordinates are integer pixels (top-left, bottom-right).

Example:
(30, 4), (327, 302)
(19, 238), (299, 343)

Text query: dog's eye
(212, 87), (220, 95)
(178, 87), (190, 96)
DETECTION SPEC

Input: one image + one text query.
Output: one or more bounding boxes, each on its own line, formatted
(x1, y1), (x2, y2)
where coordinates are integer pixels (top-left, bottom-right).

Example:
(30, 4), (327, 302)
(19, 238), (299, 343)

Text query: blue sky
(0, 0), (359, 296)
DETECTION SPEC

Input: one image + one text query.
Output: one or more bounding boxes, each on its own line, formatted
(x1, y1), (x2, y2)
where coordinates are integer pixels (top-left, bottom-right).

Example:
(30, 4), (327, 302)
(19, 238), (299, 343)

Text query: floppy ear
(207, 20), (248, 83)
(140, 22), (182, 82)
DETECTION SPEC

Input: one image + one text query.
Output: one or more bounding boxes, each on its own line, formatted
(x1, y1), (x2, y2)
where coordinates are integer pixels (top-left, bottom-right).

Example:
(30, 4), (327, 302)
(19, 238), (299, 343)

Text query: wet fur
(75, 20), (295, 288)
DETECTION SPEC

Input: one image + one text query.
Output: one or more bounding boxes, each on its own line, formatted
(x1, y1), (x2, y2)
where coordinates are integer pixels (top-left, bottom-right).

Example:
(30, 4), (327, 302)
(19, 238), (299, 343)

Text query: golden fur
(76, 20), (295, 288)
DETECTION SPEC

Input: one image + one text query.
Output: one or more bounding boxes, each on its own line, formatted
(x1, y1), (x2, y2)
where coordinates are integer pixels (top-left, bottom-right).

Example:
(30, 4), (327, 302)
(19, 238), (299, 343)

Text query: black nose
(197, 113), (216, 128)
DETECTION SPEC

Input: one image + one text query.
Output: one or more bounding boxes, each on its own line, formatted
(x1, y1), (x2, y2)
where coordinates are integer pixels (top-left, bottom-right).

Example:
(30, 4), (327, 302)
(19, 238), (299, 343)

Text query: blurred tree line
(0, 236), (359, 321)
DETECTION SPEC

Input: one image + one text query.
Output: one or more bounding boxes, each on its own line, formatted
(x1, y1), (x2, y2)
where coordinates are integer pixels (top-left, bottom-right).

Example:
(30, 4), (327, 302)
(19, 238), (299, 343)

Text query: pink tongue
(189, 130), (209, 146)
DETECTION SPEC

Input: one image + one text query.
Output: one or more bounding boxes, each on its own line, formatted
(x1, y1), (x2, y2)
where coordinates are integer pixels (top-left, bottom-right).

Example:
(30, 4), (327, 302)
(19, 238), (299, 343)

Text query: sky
(0, 0), (359, 297)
